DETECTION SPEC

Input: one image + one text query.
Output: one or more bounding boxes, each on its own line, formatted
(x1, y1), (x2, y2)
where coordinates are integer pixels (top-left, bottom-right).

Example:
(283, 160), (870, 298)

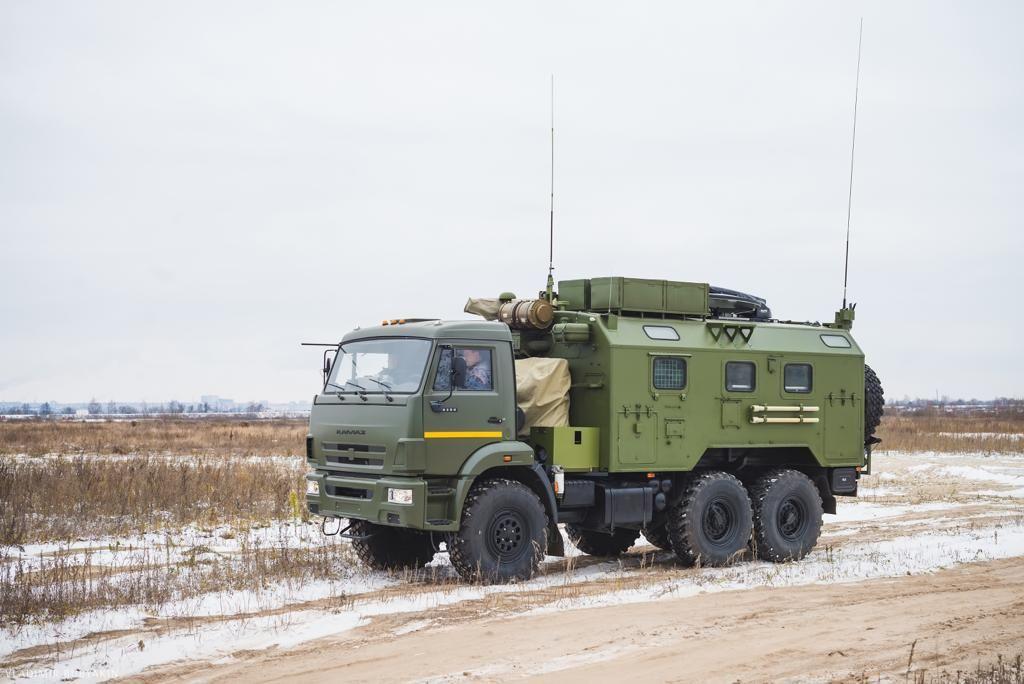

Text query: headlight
(306, 479), (320, 496)
(387, 488), (413, 505)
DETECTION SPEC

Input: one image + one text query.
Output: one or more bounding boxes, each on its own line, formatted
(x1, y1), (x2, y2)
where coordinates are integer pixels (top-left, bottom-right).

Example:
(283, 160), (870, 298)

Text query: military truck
(305, 276), (884, 581)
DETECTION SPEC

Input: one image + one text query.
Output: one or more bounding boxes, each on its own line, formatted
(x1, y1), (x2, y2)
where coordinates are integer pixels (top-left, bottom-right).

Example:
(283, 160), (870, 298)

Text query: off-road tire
(667, 472), (752, 567)
(864, 364), (885, 442)
(449, 478), (548, 582)
(749, 469), (823, 562)
(641, 522), (673, 551)
(349, 519), (436, 570)
(566, 525), (637, 556)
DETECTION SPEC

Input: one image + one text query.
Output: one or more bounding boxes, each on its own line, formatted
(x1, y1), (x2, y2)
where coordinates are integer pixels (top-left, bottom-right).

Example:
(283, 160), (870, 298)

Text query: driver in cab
(458, 349), (491, 390)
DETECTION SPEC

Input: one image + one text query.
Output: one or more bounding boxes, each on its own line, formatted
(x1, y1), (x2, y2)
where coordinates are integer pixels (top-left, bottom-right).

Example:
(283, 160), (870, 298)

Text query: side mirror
(322, 351), (335, 384)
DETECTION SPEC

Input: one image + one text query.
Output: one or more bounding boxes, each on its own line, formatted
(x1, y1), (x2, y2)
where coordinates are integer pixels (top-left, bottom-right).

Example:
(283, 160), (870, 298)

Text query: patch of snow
(934, 465), (1024, 486)
(934, 432), (1024, 441)
(1, 520), (339, 573)
(526, 520), (1024, 615)
(857, 486), (905, 497)
(828, 501), (960, 523)
(974, 488), (1024, 499)
(392, 619), (432, 636)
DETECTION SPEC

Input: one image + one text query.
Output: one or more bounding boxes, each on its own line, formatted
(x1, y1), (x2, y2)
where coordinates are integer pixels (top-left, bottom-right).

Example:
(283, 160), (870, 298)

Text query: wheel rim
(777, 496), (808, 541)
(702, 497), (735, 544)
(486, 508), (529, 561)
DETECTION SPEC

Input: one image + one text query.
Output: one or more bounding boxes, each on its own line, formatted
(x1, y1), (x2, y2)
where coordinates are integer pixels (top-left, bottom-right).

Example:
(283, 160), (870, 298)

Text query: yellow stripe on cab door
(423, 431), (503, 439)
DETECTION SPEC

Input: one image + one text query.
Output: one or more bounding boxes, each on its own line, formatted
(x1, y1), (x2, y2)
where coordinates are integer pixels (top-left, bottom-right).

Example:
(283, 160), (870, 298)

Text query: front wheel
(449, 478), (548, 582)
(750, 469), (823, 562)
(349, 520), (437, 570)
(667, 472), (752, 567)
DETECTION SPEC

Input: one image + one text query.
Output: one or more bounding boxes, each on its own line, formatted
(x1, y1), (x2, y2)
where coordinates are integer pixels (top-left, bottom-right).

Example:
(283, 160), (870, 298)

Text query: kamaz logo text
(336, 429), (366, 436)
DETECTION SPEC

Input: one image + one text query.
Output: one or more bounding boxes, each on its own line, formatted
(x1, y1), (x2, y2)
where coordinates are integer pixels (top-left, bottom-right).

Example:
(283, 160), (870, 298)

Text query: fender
(453, 441), (559, 527)
(458, 440), (534, 477)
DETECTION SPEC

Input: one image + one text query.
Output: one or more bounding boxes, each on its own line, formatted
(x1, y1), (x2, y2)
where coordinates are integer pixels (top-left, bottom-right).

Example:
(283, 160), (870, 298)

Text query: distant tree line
(3, 400), (266, 416)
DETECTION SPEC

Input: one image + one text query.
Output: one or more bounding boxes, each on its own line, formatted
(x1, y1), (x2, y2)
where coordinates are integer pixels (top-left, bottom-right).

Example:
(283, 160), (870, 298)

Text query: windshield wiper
(344, 379), (369, 401)
(324, 380), (367, 398)
(365, 378), (394, 402)
(323, 381), (355, 398)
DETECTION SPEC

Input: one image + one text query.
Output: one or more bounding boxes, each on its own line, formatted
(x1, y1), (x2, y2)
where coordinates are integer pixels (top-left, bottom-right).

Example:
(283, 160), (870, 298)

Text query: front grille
(322, 443), (386, 467)
(324, 443), (386, 454)
(326, 454), (384, 467)
(328, 485), (372, 499)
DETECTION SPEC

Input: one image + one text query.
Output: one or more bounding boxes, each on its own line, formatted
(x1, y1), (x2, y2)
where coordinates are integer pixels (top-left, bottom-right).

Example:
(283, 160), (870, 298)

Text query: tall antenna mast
(546, 74), (555, 301)
(842, 18), (863, 309)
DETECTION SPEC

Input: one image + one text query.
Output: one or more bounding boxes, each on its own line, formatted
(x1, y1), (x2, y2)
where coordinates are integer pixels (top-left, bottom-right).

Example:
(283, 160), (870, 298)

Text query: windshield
(326, 338), (432, 394)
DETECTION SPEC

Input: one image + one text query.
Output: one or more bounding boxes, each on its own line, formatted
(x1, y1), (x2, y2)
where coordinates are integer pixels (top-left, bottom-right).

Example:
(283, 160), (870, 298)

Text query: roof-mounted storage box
(581, 277), (709, 317)
(557, 279), (591, 310)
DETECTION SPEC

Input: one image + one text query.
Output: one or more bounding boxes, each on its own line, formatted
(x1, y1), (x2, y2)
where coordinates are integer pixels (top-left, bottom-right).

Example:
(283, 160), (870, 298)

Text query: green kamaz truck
(305, 276), (884, 581)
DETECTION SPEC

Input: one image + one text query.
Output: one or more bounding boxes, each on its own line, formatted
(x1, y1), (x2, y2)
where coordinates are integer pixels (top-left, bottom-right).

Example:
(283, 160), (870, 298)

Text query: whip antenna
(546, 74), (555, 301)
(842, 18), (863, 309)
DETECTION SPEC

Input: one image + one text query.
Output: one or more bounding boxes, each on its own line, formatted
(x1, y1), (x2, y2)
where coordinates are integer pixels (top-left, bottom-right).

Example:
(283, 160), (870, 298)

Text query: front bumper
(306, 471), (459, 532)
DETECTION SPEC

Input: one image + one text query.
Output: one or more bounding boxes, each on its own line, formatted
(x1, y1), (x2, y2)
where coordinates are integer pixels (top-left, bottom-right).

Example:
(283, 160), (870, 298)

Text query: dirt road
(135, 556), (1024, 683)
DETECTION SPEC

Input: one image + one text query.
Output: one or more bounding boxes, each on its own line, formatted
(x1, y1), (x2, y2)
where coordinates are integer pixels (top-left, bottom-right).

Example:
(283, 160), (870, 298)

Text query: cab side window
(725, 361), (756, 392)
(433, 347), (494, 391)
(784, 363), (813, 393)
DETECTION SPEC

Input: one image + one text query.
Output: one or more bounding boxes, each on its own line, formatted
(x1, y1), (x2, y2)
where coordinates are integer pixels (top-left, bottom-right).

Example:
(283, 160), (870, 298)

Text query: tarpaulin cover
(514, 357), (571, 436)
(464, 298), (501, 320)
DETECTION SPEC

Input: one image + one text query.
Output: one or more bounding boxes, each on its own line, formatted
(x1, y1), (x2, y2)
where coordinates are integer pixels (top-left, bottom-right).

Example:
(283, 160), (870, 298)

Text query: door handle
(487, 416), (505, 424)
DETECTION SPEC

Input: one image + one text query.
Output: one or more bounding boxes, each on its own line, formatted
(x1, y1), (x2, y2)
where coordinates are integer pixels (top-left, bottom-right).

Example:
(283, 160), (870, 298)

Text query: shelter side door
(823, 362), (862, 465)
(649, 353), (690, 468)
(616, 404), (657, 465)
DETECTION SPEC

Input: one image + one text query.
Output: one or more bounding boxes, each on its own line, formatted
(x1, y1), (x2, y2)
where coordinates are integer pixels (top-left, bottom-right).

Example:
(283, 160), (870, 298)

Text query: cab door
(422, 341), (515, 474)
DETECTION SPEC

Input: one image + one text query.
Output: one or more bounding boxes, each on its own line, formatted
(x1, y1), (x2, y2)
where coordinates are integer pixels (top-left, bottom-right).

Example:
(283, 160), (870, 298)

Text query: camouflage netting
(514, 357), (570, 436)
(464, 298), (501, 320)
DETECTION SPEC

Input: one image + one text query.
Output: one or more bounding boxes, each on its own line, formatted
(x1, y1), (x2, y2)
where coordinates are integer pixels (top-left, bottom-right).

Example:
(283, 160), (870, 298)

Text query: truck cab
(306, 320), (555, 580)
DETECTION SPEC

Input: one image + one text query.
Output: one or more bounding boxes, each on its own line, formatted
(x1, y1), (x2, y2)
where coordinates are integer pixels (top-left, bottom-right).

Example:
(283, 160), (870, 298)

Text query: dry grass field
(1, 411), (1023, 681)
(0, 417), (308, 458)
(879, 409), (1024, 453)
(0, 418), (309, 546)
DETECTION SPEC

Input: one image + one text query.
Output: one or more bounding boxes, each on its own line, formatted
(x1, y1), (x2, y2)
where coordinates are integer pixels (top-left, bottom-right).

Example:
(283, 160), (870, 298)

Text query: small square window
(653, 357), (687, 390)
(784, 363), (813, 393)
(725, 361), (756, 392)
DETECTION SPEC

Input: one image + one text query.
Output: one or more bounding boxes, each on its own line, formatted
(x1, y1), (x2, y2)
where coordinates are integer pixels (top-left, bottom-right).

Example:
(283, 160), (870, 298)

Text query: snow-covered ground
(6, 519), (329, 574)
(3, 448), (1024, 682)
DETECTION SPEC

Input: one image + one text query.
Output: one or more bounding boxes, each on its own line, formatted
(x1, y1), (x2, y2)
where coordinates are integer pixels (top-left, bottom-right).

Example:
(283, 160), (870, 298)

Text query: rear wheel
(349, 520), (437, 570)
(749, 469), (823, 562)
(667, 472), (752, 567)
(566, 525), (637, 556)
(449, 478), (548, 582)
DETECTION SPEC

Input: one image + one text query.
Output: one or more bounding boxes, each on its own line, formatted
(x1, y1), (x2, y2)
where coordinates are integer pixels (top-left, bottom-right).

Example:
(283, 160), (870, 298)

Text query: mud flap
(546, 521), (565, 556)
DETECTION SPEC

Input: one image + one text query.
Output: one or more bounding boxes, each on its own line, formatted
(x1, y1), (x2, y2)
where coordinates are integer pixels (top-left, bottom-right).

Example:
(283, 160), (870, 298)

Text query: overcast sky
(2, 1), (1022, 404)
